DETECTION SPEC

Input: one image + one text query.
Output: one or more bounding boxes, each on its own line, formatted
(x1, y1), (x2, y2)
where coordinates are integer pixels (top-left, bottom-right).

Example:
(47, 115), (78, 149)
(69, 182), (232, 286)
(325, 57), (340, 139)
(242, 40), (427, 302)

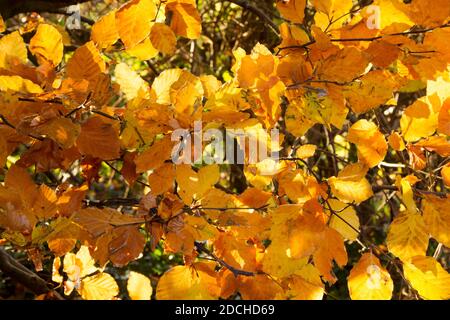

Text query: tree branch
(0, 0), (92, 19)
(278, 23), (450, 52)
(195, 242), (255, 277)
(0, 247), (63, 299)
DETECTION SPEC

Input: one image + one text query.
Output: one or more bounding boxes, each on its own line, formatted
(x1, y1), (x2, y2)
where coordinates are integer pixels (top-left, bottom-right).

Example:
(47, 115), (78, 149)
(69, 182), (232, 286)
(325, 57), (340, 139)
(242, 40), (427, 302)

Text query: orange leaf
(66, 41), (106, 82)
(150, 23), (177, 55)
(29, 24), (63, 66)
(166, 1), (202, 39)
(116, 0), (156, 49)
(76, 116), (121, 160)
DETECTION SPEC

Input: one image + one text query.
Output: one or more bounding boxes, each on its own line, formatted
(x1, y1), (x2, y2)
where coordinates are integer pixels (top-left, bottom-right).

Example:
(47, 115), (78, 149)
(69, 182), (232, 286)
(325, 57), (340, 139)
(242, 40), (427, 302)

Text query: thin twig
(195, 242), (255, 277)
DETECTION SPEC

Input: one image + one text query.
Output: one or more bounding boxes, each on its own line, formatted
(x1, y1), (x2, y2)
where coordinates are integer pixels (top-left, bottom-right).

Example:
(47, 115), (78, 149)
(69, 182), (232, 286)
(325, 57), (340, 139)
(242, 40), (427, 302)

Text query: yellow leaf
(63, 246), (97, 282)
(403, 256), (450, 300)
(344, 70), (400, 114)
(91, 10), (119, 49)
(396, 175), (419, 214)
(327, 199), (360, 242)
(328, 163), (373, 204)
(0, 31), (27, 69)
(388, 132), (406, 151)
(80, 273), (119, 300)
(400, 99), (439, 142)
(276, 0), (306, 23)
(422, 195), (450, 248)
(150, 23), (177, 55)
(114, 62), (150, 100)
(313, 0), (354, 30)
(156, 263), (220, 300)
(127, 271), (153, 300)
(0, 75), (43, 94)
(238, 274), (284, 300)
(287, 265), (325, 300)
(348, 253), (393, 300)
(295, 144), (317, 159)
(386, 211), (429, 262)
(442, 165), (450, 187)
(438, 98), (450, 135)
(152, 68), (184, 104)
(29, 24), (63, 66)
(126, 37), (159, 60)
(348, 120), (388, 167)
(116, 0), (156, 49)
(52, 257), (63, 284)
(361, 0), (413, 30)
(176, 164), (220, 204)
(166, 0), (201, 39)
(0, 14), (4, 32)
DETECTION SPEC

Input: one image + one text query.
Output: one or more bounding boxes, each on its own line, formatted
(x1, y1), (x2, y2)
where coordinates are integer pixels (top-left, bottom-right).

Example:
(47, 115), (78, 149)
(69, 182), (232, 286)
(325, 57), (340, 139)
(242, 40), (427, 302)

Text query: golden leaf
(134, 136), (174, 173)
(400, 99), (439, 142)
(422, 195), (450, 248)
(150, 23), (177, 55)
(287, 265), (324, 300)
(386, 211), (429, 262)
(328, 163), (373, 204)
(79, 273), (119, 300)
(127, 271), (153, 300)
(0, 31), (27, 69)
(66, 41), (106, 83)
(29, 24), (63, 66)
(166, 0), (201, 39)
(91, 10), (119, 49)
(327, 199), (360, 242)
(115, 0), (156, 49)
(0, 75), (43, 94)
(114, 62), (150, 100)
(348, 120), (388, 167)
(348, 253), (393, 300)
(176, 164), (220, 204)
(318, 47), (368, 83)
(403, 256), (450, 300)
(156, 263), (220, 300)
(276, 0), (306, 23)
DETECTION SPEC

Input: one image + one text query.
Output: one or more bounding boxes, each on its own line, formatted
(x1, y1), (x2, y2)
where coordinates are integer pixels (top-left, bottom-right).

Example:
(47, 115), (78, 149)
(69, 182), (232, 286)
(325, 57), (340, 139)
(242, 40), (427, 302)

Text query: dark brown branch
(82, 198), (141, 208)
(278, 23), (450, 52)
(195, 242), (255, 277)
(46, 8), (94, 25)
(0, 247), (63, 299)
(0, 114), (45, 141)
(0, 0), (92, 19)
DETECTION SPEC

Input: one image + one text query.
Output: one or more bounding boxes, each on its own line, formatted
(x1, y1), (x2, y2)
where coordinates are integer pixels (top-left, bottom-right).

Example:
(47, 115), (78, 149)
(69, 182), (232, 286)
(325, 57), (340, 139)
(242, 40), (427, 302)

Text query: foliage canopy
(0, 0), (449, 300)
